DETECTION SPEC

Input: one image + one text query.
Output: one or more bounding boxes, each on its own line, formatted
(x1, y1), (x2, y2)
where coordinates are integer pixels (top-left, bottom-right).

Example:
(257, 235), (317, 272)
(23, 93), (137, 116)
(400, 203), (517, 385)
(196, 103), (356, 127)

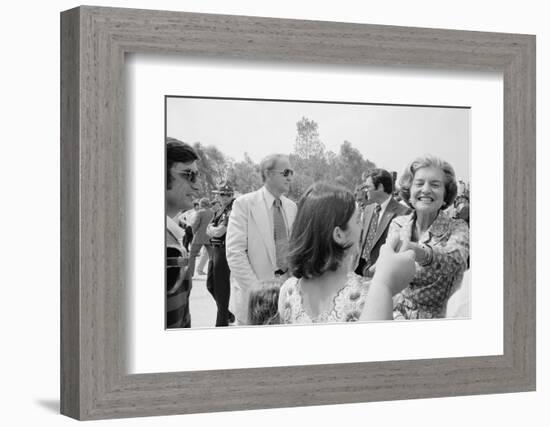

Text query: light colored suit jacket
(226, 187), (297, 323)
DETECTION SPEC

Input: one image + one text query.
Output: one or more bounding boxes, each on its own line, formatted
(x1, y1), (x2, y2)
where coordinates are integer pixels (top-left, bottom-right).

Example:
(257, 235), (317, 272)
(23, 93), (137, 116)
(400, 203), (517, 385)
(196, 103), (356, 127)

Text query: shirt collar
(166, 215), (186, 242)
(378, 194), (391, 213)
(262, 185), (278, 206)
(408, 210), (452, 241)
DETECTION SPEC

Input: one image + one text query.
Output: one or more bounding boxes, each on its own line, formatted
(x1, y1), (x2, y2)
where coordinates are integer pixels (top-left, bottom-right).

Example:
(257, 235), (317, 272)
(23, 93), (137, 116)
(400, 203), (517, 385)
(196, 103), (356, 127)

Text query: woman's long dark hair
(288, 182), (356, 279)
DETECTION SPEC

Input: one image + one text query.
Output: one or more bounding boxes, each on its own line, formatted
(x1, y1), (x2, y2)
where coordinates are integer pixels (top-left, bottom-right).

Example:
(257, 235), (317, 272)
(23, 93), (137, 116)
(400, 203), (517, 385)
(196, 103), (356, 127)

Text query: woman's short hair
(398, 156), (458, 210)
(259, 154), (288, 182)
(288, 181), (356, 279)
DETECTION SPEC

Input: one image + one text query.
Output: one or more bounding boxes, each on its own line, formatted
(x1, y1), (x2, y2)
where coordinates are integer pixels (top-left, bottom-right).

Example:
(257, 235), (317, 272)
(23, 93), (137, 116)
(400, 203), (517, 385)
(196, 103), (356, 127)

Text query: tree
(324, 149), (341, 184)
(294, 117), (325, 160)
(287, 153), (316, 201)
(191, 142), (229, 197)
(225, 153), (262, 195)
(335, 140), (376, 189)
(290, 117), (329, 196)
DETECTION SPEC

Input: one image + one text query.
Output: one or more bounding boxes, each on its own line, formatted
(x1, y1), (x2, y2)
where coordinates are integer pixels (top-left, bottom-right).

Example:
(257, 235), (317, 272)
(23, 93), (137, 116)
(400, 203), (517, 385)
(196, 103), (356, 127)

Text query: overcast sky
(167, 96), (470, 181)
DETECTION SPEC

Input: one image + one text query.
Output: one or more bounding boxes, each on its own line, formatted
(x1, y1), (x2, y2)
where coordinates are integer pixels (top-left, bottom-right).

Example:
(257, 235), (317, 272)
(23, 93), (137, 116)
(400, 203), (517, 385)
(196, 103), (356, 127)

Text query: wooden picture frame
(60, 6), (535, 420)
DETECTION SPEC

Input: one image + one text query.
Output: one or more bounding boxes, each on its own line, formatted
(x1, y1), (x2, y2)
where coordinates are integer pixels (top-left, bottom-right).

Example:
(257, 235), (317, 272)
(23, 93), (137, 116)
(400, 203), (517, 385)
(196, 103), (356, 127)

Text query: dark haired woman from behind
(277, 182), (371, 323)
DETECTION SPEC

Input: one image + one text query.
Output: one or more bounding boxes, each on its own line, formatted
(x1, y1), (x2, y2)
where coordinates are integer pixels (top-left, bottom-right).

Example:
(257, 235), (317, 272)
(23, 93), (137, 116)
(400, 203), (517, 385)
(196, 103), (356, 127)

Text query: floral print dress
(389, 211), (470, 319)
(278, 273), (370, 324)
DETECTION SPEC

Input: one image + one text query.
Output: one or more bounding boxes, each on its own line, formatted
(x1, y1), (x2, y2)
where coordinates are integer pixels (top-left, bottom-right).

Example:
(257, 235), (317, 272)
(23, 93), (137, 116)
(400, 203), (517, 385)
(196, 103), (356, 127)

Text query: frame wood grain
(60, 6), (536, 420)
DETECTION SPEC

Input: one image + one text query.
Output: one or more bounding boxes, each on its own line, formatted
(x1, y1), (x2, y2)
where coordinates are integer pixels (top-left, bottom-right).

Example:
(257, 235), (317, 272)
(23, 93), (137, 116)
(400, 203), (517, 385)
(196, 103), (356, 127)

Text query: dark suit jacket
(356, 197), (410, 274)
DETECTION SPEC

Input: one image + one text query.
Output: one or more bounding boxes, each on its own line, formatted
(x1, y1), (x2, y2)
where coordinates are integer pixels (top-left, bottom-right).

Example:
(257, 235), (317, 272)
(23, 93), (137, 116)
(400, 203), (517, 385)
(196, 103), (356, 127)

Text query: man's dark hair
(288, 182), (356, 279)
(366, 168), (393, 194)
(166, 137), (199, 189)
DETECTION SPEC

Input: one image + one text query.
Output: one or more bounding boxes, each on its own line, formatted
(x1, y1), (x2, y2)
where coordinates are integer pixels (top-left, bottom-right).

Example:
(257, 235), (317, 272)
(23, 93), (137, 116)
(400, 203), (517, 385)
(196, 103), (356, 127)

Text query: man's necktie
(273, 198), (289, 271)
(361, 204), (381, 261)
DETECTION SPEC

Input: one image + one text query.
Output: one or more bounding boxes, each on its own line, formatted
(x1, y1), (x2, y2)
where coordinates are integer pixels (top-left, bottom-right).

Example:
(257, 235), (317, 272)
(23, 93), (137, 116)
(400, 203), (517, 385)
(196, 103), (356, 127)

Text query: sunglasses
(176, 170), (200, 183)
(271, 168), (294, 178)
(219, 193), (233, 197)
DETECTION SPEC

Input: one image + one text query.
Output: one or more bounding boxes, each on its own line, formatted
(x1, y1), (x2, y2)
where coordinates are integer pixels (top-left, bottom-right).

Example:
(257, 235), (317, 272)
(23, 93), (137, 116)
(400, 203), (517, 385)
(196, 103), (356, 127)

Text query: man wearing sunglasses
(226, 154), (297, 325)
(166, 138), (200, 329)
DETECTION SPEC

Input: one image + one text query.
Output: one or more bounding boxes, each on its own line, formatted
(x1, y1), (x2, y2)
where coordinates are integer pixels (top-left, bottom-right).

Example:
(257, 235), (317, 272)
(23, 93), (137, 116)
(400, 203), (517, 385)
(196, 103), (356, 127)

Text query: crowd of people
(166, 138), (470, 329)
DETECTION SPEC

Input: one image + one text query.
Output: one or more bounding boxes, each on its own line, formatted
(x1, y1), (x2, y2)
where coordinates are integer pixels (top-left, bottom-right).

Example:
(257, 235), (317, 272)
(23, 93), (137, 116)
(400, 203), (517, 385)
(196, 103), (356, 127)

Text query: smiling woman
(164, 94), (472, 328)
(388, 156), (469, 319)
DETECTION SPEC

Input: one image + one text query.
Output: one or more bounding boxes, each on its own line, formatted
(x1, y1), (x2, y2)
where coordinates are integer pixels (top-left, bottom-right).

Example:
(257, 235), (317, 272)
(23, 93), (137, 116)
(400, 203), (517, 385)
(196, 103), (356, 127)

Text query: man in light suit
(226, 154), (298, 325)
(355, 168), (410, 277)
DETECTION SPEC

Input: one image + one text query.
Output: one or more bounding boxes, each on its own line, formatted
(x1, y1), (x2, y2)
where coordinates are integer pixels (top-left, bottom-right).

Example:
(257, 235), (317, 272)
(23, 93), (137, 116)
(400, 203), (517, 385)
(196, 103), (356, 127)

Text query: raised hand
(374, 235), (416, 295)
(360, 235), (415, 321)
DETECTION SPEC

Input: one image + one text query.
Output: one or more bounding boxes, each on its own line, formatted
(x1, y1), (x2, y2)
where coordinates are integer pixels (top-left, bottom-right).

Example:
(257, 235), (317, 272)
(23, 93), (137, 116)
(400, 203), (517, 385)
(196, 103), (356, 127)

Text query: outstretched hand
(360, 235), (416, 321)
(397, 237), (426, 263)
(372, 235), (416, 296)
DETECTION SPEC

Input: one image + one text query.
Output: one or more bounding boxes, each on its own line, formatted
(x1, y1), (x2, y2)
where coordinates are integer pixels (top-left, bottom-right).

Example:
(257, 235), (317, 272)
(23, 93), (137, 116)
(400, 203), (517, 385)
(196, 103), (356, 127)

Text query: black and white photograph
(3, 0), (542, 424)
(165, 96), (471, 329)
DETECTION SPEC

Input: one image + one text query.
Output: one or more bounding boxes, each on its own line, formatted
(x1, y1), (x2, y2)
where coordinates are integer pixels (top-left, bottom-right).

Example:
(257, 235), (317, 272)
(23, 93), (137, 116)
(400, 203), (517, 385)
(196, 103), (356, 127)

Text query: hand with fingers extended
(360, 235), (416, 321)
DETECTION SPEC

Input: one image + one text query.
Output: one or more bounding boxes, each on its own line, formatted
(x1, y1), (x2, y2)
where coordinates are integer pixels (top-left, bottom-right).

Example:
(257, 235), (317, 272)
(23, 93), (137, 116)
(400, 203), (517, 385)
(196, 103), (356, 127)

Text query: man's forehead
(172, 161), (198, 172)
(274, 158), (291, 169)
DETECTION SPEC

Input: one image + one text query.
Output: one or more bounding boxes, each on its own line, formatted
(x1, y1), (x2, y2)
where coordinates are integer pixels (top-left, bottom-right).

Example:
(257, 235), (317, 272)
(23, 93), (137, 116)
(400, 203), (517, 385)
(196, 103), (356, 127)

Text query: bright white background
(0, 0), (545, 426)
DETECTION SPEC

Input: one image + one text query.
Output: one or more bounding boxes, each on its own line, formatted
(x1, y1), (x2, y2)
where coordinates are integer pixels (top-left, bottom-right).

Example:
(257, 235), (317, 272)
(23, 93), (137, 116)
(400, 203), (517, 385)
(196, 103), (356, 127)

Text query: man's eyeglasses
(271, 168), (294, 178)
(219, 193), (233, 197)
(177, 170), (200, 183)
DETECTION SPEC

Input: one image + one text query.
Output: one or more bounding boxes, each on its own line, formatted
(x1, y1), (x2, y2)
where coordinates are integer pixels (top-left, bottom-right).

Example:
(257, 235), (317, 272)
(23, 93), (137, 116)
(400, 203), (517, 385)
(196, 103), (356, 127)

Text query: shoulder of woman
(346, 272), (370, 291)
(450, 216), (469, 228)
(428, 213), (468, 243)
(448, 217), (470, 236)
(278, 277), (300, 319)
(280, 276), (298, 296)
